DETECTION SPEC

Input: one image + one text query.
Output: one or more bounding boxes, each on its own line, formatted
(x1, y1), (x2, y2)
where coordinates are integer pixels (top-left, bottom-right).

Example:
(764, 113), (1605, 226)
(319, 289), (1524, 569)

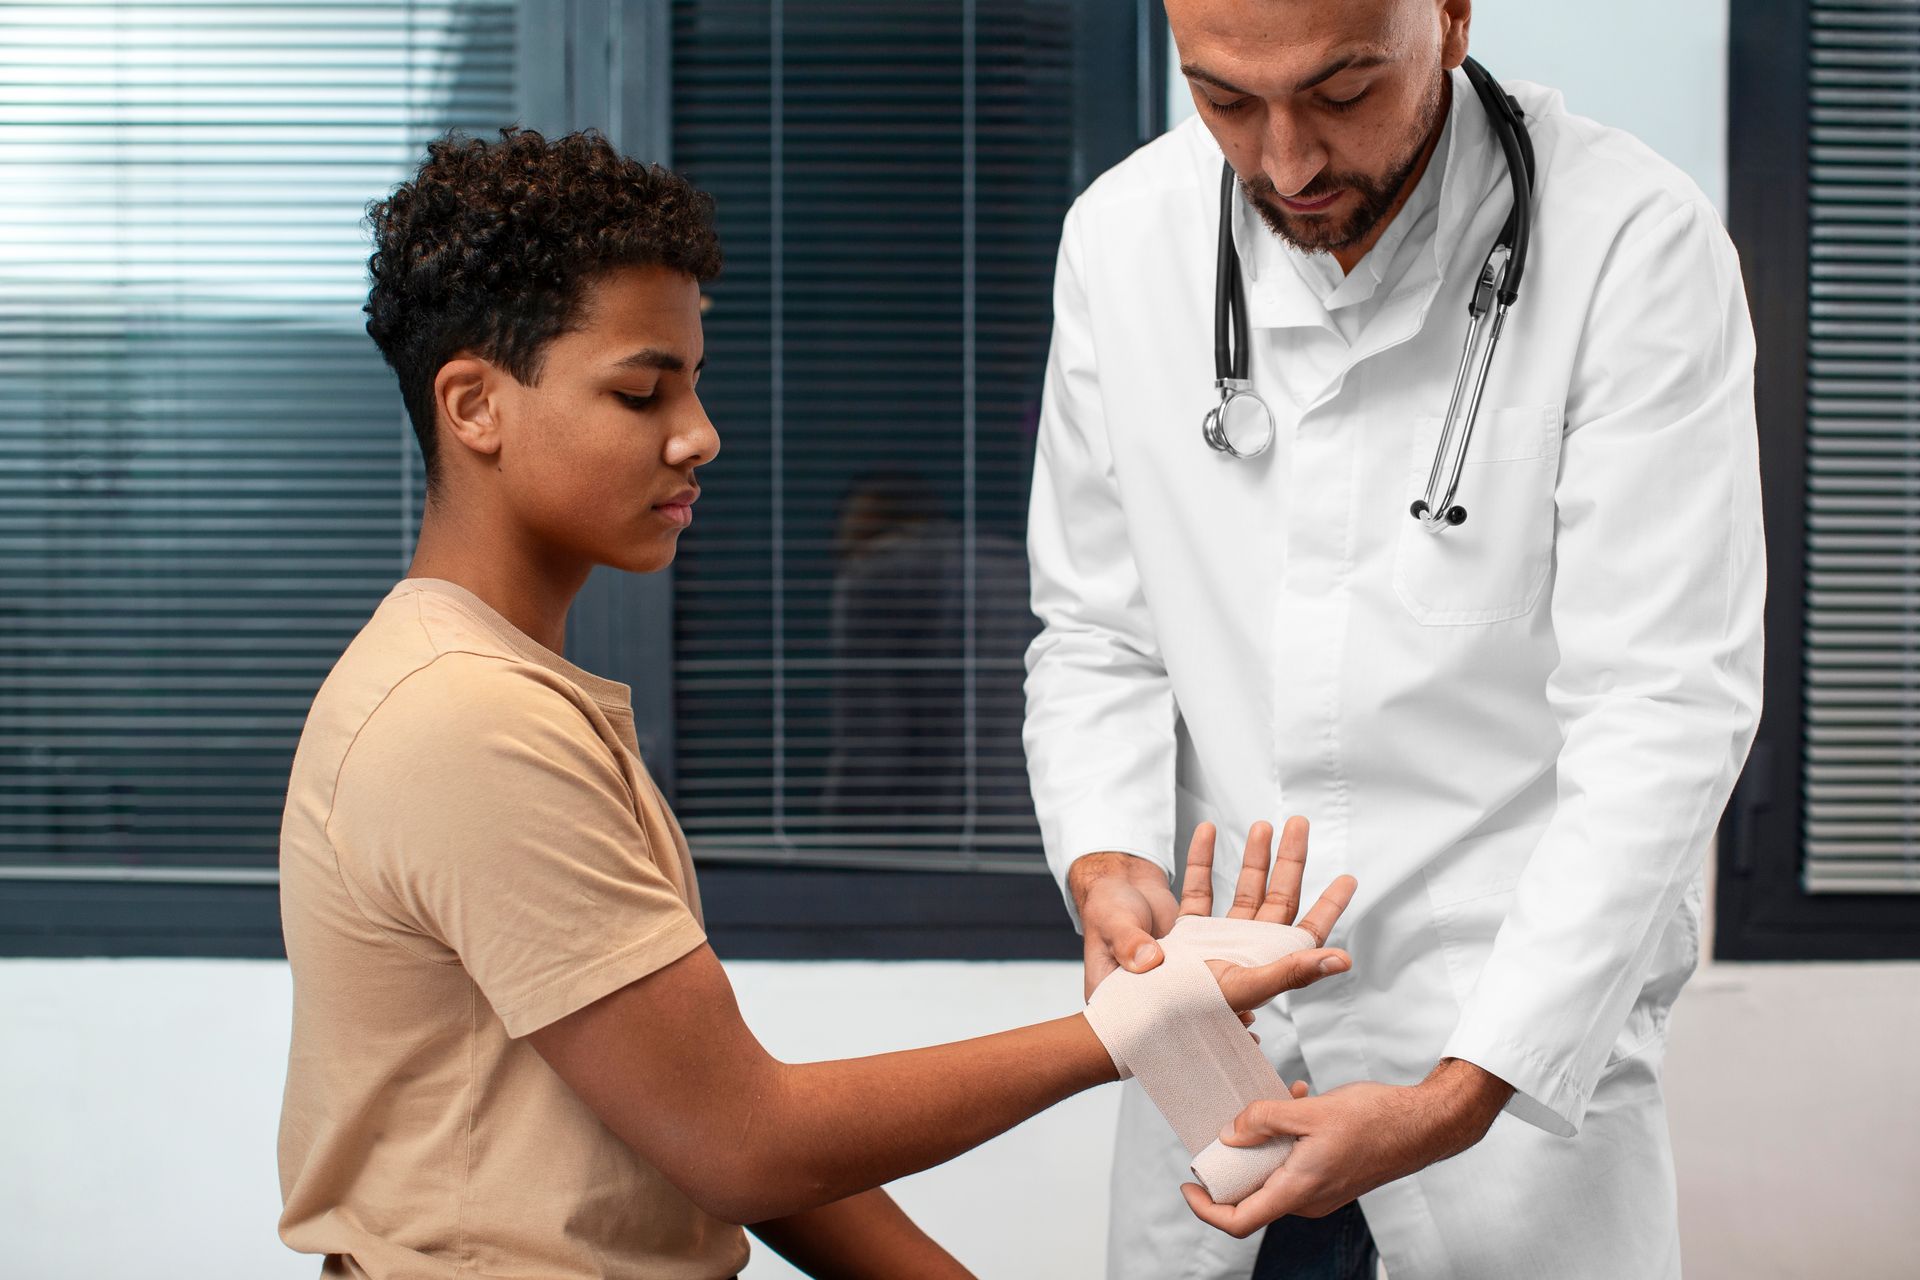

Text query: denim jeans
(1249, 1200), (1379, 1280)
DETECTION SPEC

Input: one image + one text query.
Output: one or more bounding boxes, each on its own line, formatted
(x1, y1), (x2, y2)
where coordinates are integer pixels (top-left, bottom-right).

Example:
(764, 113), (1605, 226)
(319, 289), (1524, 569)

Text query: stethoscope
(1201, 57), (1537, 533)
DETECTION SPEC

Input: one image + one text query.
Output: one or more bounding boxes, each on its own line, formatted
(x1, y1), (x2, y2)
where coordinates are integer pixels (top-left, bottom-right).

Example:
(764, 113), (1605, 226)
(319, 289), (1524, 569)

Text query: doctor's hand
(1067, 847), (1180, 1000)
(1178, 1058), (1514, 1238)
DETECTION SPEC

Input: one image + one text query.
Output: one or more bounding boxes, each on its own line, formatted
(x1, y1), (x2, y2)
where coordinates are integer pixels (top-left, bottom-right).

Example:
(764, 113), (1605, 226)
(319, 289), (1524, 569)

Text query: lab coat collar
(1312, 110), (1448, 312)
(1230, 65), (1504, 336)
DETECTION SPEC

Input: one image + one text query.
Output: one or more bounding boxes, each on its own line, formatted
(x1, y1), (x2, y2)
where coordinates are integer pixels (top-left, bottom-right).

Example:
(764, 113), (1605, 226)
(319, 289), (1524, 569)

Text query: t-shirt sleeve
(325, 651), (708, 1037)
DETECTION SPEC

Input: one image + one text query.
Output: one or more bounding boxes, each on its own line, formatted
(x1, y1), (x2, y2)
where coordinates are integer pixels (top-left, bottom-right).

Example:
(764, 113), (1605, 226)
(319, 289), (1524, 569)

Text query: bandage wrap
(1084, 916), (1315, 1205)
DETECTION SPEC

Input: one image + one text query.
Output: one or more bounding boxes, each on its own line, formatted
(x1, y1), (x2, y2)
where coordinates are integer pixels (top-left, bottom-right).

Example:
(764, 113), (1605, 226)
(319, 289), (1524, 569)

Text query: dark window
(0, 0), (520, 955)
(1718, 0), (1920, 957)
(2, 0), (1165, 958)
(665, 0), (1165, 957)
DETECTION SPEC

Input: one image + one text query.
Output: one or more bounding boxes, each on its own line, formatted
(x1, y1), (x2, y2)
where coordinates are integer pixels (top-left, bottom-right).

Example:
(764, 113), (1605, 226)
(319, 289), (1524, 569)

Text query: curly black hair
(364, 127), (722, 482)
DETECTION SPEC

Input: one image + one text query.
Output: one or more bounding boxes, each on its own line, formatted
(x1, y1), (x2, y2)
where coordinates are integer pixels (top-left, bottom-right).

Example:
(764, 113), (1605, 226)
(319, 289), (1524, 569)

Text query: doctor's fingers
(1179, 1172), (1319, 1240)
(1225, 821), (1277, 918)
(1080, 939), (1121, 1001)
(1221, 1094), (1322, 1145)
(1208, 947), (1349, 1013)
(1085, 891), (1168, 988)
(1254, 815), (1311, 925)
(1083, 925), (1155, 999)
(1293, 874), (1360, 947)
(1176, 822), (1220, 918)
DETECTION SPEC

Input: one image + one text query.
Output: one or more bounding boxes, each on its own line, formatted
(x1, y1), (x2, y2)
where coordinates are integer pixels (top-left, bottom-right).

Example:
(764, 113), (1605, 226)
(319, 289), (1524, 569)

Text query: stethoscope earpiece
(1408, 501), (1467, 527)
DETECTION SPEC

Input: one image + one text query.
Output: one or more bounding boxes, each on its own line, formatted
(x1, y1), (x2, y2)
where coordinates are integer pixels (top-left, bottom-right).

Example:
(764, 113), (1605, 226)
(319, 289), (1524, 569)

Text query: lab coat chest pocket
(1392, 404), (1562, 626)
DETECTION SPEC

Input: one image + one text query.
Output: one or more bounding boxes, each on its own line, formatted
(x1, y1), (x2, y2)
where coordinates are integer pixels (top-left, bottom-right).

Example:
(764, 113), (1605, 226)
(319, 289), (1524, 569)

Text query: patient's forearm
(530, 945), (1118, 1226)
(738, 1014), (1115, 1221)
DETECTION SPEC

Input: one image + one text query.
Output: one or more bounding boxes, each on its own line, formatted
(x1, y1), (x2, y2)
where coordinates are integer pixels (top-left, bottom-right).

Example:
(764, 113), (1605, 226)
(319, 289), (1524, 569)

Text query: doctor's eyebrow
(1182, 50), (1394, 98)
(610, 348), (706, 375)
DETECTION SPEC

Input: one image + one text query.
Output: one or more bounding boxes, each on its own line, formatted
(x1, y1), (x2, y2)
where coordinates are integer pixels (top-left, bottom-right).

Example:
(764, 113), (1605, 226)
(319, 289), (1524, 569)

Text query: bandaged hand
(1083, 819), (1357, 1206)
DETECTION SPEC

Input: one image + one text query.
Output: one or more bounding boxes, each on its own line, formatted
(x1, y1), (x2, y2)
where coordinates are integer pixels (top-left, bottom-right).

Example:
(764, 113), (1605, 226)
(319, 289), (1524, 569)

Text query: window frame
(1715, 0), (1920, 960)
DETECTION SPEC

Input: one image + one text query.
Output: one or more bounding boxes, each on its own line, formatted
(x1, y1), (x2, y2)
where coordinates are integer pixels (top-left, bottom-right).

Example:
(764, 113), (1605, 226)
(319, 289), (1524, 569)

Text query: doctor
(1023, 2), (1763, 1278)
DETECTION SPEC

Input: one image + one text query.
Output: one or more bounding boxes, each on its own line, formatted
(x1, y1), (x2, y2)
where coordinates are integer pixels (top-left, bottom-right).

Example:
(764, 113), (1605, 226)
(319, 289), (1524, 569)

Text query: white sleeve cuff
(1441, 1020), (1587, 1139)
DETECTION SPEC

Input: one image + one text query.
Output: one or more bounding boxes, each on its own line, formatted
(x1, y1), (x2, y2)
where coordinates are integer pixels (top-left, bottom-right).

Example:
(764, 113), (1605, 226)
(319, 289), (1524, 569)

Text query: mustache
(1242, 172), (1348, 205)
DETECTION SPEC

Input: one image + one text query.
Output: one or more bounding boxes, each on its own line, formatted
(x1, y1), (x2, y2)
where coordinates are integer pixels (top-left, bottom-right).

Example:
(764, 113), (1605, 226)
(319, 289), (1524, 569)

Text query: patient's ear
(434, 355), (503, 462)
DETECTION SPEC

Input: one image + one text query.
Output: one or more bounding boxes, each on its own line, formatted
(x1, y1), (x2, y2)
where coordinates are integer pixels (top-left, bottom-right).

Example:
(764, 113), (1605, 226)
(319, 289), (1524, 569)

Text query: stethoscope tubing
(1205, 57), (1536, 527)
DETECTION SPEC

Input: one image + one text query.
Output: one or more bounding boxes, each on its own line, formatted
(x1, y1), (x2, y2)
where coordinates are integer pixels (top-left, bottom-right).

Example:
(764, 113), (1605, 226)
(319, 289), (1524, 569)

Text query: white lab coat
(1024, 70), (1763, 1280)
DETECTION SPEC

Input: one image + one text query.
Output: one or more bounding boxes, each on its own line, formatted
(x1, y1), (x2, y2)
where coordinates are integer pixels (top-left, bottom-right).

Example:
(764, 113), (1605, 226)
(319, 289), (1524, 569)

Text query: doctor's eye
(1201, 95), (1254, 117)
(614, 391), (658, 412)
(1321, 88), (1371, 113)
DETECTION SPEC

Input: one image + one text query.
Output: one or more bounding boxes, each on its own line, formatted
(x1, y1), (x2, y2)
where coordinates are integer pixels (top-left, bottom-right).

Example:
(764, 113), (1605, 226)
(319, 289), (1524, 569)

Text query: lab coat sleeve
(1440, 199), (1765, 1136)
(1024, 204), (1179, 927)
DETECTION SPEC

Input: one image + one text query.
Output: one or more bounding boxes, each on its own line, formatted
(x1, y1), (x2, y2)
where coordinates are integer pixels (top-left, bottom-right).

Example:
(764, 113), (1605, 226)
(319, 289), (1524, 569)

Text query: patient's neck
(406, 495), (587, 656)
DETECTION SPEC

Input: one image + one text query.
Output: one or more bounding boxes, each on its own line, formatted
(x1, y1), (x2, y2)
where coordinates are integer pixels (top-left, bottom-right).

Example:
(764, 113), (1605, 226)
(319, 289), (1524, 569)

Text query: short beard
(1242, 70), (1448, 255)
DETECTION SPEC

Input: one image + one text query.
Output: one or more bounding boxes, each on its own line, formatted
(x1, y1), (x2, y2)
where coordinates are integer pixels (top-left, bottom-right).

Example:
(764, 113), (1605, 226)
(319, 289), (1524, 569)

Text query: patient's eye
(615, 391), (657, 411)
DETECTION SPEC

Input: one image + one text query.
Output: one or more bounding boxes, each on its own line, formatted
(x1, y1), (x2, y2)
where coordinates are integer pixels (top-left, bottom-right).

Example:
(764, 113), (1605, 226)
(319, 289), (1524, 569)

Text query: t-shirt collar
(391, 577), (635, 715)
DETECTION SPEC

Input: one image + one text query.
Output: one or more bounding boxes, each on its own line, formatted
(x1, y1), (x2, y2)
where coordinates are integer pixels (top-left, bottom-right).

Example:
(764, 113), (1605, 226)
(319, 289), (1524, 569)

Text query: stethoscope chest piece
(1202, 378), (1276, 458)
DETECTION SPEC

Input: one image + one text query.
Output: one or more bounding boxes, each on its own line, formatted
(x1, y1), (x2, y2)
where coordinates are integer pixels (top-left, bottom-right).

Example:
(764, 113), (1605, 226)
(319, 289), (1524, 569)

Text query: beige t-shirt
(277, 577), (748, 1280)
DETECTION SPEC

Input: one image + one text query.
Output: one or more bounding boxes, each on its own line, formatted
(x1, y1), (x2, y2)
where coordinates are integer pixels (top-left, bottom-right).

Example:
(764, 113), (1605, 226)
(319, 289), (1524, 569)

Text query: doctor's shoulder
(1060, 114), (1220, 233)
(1513, 78), (1726, 255)
(1050, 113), (1221, 296)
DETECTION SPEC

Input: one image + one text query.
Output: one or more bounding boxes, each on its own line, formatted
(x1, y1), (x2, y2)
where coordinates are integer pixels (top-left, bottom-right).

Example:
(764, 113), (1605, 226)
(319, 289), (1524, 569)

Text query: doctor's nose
(1261, 111), (1327, 198)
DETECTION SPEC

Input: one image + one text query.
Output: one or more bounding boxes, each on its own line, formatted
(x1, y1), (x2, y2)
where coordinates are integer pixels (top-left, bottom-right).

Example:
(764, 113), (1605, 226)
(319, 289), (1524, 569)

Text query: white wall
(0, 958), (1117, 1280)
(6, 946), (1918, 1280)
(1463, 0), (1728, 213)
(7, 3), (1919, 1278)
(1665, 958), (1920, 1280)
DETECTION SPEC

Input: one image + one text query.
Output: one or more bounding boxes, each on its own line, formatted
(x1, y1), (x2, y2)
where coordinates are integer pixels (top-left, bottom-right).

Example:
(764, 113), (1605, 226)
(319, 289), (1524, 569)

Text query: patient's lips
(654, 486), (698, 528)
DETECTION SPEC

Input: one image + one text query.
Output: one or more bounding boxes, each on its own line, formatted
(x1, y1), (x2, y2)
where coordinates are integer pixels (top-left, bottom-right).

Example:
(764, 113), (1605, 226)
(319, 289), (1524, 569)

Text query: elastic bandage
(1084, 915), (1313, 1205)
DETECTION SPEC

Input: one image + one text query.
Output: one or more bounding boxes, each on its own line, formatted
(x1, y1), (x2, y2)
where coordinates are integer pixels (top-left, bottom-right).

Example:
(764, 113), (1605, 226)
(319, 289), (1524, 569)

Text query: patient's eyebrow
(611, 348), (705, 374)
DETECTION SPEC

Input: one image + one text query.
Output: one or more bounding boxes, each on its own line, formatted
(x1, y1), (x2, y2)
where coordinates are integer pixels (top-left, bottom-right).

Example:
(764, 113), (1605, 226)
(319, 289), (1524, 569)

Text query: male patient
(275, 127), (1357, 1279)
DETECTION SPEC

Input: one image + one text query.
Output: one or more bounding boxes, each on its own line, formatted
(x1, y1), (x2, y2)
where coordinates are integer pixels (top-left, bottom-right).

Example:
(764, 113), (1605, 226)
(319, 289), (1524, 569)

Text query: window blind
(0, 1), (517, 882)
(1804, 0), (1920, 892)
(668, 0), (1153, 872)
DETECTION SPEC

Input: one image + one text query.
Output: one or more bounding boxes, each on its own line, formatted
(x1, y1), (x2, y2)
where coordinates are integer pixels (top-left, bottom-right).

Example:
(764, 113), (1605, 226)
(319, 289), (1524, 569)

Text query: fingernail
(1134, 943), (1160, 967)
(1318, 956), (1347, 974)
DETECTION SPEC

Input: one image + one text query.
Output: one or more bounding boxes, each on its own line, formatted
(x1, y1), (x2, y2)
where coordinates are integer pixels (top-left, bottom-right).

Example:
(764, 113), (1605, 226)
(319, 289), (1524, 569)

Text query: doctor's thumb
(1220, 1097), (1310, 1147)
(1105, 922), (1162, 972)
